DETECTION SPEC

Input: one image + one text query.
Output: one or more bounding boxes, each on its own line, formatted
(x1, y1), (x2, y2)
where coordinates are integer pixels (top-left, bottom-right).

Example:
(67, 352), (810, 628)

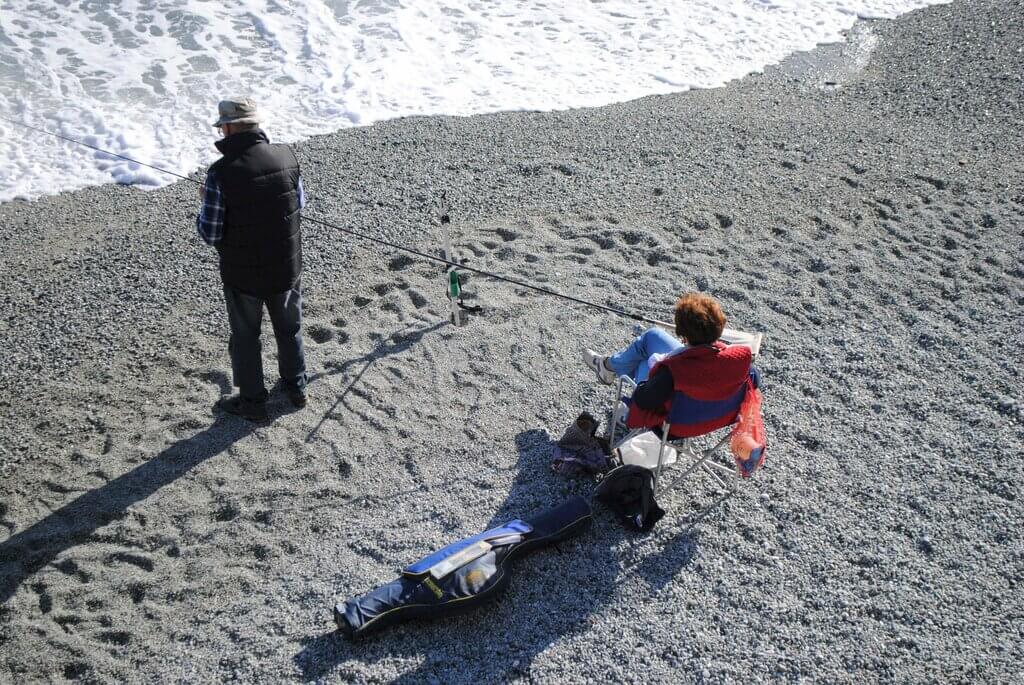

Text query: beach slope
(0, 0), (1022, 682)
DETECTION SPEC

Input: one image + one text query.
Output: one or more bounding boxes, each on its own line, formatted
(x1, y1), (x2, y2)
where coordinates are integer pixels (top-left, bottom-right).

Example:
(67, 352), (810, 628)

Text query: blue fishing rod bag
(334, 497), (592, 639)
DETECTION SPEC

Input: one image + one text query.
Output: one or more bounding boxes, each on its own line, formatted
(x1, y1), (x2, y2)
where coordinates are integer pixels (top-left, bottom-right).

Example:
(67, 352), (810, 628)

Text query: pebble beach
(1, 0), (1022, 682)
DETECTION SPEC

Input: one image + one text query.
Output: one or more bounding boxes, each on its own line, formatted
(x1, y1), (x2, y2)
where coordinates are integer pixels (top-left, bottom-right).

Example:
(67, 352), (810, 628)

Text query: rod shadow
(0, 405), (259, 605)
(305, 320), (447, 442)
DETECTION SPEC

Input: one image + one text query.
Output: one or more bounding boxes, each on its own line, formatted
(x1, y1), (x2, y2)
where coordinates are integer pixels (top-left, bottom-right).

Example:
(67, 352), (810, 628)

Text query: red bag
(730, 379), (766, 478)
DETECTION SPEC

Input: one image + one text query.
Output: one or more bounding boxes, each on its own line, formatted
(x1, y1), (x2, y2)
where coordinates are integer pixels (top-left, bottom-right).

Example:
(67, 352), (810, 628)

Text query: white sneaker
(583, 349), (617, 385)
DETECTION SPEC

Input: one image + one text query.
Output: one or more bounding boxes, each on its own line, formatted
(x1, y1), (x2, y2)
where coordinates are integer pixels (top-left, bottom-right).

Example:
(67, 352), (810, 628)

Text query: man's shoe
(217, 395), (269, 423)
(286, 387), (307, 409)
(583, 349), (617, 385)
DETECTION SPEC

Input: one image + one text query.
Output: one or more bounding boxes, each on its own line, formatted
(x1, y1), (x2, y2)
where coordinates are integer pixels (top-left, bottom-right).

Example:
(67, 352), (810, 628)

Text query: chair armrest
(616, 375), (638, 399)
(720, 328), (763, 357)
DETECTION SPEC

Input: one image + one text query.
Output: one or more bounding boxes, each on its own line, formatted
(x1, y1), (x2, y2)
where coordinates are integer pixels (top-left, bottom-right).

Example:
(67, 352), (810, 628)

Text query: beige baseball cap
(212, 97), (261, 127)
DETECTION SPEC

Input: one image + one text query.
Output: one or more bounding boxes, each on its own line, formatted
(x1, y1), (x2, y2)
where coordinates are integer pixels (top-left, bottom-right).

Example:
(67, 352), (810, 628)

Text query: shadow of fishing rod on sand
(0, 411), (258, 605)
(304, 319), (447, 443)
(293, 428), (700, 682)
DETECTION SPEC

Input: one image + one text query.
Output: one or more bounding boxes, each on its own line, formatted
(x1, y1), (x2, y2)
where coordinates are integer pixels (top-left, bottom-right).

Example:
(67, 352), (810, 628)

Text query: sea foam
(0, 0), (947, 202)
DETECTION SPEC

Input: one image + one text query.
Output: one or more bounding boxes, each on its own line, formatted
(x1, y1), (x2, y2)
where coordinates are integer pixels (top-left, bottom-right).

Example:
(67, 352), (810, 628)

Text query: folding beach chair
(606, 328), (764, 523)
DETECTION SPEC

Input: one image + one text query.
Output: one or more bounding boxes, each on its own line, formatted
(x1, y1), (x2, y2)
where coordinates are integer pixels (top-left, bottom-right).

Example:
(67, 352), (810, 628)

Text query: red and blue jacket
(626, 341), (755, 438)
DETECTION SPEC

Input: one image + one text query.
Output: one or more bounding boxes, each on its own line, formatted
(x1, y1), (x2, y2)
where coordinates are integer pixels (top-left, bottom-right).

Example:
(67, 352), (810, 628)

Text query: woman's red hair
(674, 293), (726, 345)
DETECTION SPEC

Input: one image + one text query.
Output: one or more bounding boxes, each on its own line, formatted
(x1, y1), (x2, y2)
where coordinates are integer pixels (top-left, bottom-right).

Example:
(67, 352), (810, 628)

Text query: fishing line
(0, 115), (673, 328)
(0, 115), (197, 184)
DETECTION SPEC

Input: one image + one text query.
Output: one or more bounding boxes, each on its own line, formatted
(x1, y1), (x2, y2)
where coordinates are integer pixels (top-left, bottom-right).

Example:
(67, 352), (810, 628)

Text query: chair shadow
(305, 320), (447, 442)
(623, 525), (701, 593)
(0, 407), (259, 605)
(294, 427), (691, 683)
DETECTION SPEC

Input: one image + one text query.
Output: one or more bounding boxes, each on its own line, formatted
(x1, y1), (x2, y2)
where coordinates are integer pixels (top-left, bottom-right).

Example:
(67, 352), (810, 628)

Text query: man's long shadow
(0, 406), (256, 605)
(294, 427), (697, 682)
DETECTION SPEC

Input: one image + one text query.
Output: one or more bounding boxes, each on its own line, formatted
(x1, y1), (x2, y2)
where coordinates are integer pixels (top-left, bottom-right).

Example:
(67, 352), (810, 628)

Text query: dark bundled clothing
(209, 129), (302, 297)
(595, 465), (665, 532)
(551, 413), (612, 478)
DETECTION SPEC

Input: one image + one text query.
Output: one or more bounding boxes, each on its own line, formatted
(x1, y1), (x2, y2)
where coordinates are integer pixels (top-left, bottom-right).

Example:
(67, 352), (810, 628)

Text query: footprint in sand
(914, 174), (947, 190)
(307, 324), (334, 344)
(0, 503), (13, 535)
(63, 663), (89, 680)
(127, 581), (146, 604)
(213, 501), (240, 522)
(108, 552), (155, 572)
(388, 254), (415, 271)
(32, 582), (52, 613)
(622, 230), (645, 245)
(646, 252), (674, 267)
(496, 246), (516, 261)
(407, 289), (428, 309)
(53, 559), (90, 583)
(308, 317), (351, 345)
(54, 614), (82, 632)
(97, 630), (131, 646)
(351, 277), (431, 317)
(186, 369), (231, 395)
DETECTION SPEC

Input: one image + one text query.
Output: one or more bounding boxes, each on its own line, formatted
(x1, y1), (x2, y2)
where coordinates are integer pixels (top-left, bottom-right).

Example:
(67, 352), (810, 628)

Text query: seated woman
(583, 292), (757, 438)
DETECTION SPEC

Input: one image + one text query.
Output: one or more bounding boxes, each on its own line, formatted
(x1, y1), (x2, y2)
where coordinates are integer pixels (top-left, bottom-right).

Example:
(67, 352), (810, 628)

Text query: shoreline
(2, 1), (1022, 682)
(0, 3), (936, 208)
(1, 13), (883, 212)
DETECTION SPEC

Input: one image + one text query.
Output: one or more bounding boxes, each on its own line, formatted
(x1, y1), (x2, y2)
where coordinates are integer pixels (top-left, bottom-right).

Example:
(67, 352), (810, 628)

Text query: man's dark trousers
(223, 281), (306, 402)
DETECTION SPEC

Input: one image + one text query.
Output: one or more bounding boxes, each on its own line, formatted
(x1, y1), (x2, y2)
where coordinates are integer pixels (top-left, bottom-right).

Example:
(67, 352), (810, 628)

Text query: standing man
(196, 97), (307, 422)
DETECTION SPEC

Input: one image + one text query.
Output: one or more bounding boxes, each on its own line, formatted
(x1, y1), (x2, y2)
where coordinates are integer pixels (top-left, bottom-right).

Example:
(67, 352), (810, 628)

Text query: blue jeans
(223, 281), (307, 402)
(607, 327), (684, 383)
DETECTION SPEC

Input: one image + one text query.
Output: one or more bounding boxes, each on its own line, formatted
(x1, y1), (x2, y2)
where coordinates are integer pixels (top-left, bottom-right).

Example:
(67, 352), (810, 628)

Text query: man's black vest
(210, 130), (302, 296)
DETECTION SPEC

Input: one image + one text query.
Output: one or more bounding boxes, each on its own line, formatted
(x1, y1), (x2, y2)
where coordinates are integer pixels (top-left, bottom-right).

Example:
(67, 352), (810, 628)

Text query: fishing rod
(0, 115), (673, 328)
(0, 115), (197, 184)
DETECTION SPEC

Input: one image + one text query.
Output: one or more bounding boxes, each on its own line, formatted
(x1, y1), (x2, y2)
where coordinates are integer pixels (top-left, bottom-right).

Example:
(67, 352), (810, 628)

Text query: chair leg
(700, 462), (728, 489)
(606, 393), (745, 525)
(659, 444), (716, 494)
(658, 432), (742, 523)
(608, 375), (635, 445)
(652, 421), (672, 494)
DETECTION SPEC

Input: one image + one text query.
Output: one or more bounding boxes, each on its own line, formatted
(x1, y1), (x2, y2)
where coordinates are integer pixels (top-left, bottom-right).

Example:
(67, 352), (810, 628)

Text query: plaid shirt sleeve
(197, 170), (303, 245)
(196, 170), (225, 246)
